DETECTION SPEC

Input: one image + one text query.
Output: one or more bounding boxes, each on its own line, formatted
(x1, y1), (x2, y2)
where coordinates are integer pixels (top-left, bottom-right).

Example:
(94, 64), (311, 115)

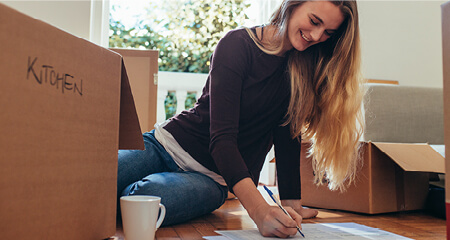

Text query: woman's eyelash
(310, 17), (333, 37)
(310, 18), (318, 26)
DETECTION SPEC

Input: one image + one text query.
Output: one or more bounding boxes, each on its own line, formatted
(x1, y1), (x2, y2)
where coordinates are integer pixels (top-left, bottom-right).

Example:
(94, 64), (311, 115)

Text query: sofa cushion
(362, 84), (444, 144)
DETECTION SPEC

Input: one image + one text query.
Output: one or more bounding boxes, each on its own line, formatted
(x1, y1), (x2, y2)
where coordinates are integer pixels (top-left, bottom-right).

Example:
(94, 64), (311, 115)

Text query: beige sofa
(362, 84), (444, 145)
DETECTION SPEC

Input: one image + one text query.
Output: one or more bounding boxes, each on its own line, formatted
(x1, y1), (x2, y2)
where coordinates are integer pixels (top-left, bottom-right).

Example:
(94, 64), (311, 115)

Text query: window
(108, 0), (281, 73)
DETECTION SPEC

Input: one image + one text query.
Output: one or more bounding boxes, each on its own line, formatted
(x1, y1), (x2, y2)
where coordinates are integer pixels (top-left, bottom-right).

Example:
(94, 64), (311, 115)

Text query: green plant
(164, 91), (177, 119)
(185, 92), (197, 110)
(109, 0), (249, 73)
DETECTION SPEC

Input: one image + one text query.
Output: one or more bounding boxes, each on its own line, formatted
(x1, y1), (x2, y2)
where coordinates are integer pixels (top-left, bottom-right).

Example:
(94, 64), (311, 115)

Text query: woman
(117, 0), (364, 238)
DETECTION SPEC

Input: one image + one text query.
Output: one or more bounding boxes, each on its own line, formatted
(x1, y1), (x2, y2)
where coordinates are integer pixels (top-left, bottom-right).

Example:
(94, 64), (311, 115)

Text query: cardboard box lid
(119, 61), (145, 150)
(372, 142), (445, 173)
(110, 48), (159, 133)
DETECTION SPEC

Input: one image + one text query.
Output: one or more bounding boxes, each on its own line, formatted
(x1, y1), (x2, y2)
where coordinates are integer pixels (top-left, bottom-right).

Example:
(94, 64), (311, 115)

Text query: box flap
(119, 60), (145, 150)
(372, 142), (445, 173)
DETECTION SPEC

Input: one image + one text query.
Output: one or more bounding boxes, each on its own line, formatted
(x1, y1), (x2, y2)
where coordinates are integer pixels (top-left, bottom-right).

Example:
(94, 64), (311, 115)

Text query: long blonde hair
(247, 0), (365, 191)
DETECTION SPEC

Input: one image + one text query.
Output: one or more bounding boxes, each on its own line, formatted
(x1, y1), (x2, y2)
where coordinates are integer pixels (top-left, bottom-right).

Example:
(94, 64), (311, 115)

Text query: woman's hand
(249, 202), (302, 238)
(232, 178), (302, 238)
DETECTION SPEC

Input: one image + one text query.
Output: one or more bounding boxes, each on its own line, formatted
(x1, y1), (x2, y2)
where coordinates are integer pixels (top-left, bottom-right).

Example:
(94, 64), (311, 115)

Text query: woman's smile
(300, 30), (311, 42)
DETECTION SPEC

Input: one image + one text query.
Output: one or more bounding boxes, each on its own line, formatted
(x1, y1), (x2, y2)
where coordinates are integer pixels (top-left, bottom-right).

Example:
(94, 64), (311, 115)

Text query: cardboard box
(301, 142), (445, 214)
(441, 1), (450, 237)
(110, 48), (159, 133)
(0, 3), (144, 240)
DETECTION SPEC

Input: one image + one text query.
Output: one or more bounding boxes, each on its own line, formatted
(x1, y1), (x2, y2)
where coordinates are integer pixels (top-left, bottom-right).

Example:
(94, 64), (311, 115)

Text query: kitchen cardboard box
(0, 3), (144, 240)
(110, 48), (159, 133)
(441, 1), (450, 238)
(301, 142), (445, 214)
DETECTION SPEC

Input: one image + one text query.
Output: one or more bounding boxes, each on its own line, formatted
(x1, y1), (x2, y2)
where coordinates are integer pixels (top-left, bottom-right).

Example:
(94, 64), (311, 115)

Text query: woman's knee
(121, 172), (228, 226)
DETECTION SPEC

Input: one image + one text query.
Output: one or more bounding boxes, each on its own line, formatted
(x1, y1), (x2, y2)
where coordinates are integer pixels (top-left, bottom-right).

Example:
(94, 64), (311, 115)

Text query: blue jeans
(117, 130), (228, 226)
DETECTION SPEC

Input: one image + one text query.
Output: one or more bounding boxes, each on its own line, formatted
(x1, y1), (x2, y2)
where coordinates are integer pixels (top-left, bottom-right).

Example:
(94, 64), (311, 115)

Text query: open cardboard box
(301, 142), (445, 214)
(110, 48), (159, 133)
(0, 3), (144, 240)
(442, 0), (450, 237)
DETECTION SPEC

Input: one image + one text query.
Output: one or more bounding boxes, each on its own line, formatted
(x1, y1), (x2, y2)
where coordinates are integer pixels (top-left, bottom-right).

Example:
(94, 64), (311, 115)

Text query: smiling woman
(117, 0), (365, 238)
(246, 0), (363, 195)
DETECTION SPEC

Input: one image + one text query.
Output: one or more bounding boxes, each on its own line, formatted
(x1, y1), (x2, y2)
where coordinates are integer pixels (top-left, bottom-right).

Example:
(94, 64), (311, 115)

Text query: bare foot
(299, 207), (318, 219)
(281, 199), (319, 219)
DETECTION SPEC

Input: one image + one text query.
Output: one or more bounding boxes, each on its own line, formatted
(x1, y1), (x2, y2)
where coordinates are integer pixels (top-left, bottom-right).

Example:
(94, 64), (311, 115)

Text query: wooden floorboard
(113, 196), (446, 240)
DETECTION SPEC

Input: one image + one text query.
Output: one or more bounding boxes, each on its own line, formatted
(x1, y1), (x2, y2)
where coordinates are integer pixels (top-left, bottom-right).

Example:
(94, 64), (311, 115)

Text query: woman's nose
(310, 28), (324, 42)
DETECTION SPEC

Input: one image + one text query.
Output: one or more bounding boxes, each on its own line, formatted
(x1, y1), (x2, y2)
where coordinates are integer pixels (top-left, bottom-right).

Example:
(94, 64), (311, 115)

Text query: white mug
(120, 196), (166, 240)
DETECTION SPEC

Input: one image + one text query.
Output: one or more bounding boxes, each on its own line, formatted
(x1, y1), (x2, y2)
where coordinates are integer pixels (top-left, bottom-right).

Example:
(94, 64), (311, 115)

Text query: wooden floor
(113, 192), (446, 240)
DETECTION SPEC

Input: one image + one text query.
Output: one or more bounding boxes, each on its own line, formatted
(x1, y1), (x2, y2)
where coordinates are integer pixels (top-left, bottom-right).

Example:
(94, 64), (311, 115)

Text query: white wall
(359, 0), (445, 88)
(1, 1), (92, 40)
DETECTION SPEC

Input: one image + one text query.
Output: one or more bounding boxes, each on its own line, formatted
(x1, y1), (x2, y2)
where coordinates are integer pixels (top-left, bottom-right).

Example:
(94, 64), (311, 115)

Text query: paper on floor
(204, 222), (412, 240)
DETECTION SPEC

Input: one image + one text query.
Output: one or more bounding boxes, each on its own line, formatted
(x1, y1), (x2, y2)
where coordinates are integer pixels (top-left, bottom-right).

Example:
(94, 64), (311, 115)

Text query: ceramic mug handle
(156, 203), (166, 229)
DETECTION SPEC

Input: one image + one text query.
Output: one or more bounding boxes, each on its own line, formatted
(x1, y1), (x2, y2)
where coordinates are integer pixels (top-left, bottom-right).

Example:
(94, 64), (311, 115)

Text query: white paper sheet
(203, 236), (232, 240)
(204, 223), (412, 240)
(430, 144), (445, 158)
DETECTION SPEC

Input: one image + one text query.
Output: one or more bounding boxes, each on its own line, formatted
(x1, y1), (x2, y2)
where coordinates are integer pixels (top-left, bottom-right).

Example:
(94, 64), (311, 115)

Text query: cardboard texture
(442, 1), (450, 238)
(119, 63), (146, 149)
(111, 48), (159, 133)
(300, 142), (445, 214)
(0, 3), (143, 240)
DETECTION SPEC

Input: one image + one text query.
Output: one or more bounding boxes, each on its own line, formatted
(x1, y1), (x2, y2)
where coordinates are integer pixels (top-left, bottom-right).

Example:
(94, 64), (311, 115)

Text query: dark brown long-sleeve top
(164, 27), (301, 199)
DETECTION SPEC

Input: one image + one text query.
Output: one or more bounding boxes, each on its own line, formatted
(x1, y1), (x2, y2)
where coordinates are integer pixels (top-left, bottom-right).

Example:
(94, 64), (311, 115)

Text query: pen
(263, 185), (305, 238)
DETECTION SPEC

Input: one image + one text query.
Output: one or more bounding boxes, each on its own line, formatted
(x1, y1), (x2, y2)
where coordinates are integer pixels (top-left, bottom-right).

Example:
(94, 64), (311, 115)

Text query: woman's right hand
(232, 178), (302, 238)
(248, 201), (303, 238)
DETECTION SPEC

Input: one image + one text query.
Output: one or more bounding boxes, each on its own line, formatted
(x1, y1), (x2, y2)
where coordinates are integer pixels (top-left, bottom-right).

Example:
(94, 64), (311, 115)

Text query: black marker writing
(27, 56), (83, 96)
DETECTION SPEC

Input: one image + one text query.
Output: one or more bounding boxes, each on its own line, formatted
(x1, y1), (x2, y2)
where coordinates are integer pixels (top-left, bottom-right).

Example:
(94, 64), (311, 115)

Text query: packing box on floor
(301, 142), (445, 214)
(110, 48), (159, 133)
(441, 0), (450, 236)
(0, 3), (144, 240)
